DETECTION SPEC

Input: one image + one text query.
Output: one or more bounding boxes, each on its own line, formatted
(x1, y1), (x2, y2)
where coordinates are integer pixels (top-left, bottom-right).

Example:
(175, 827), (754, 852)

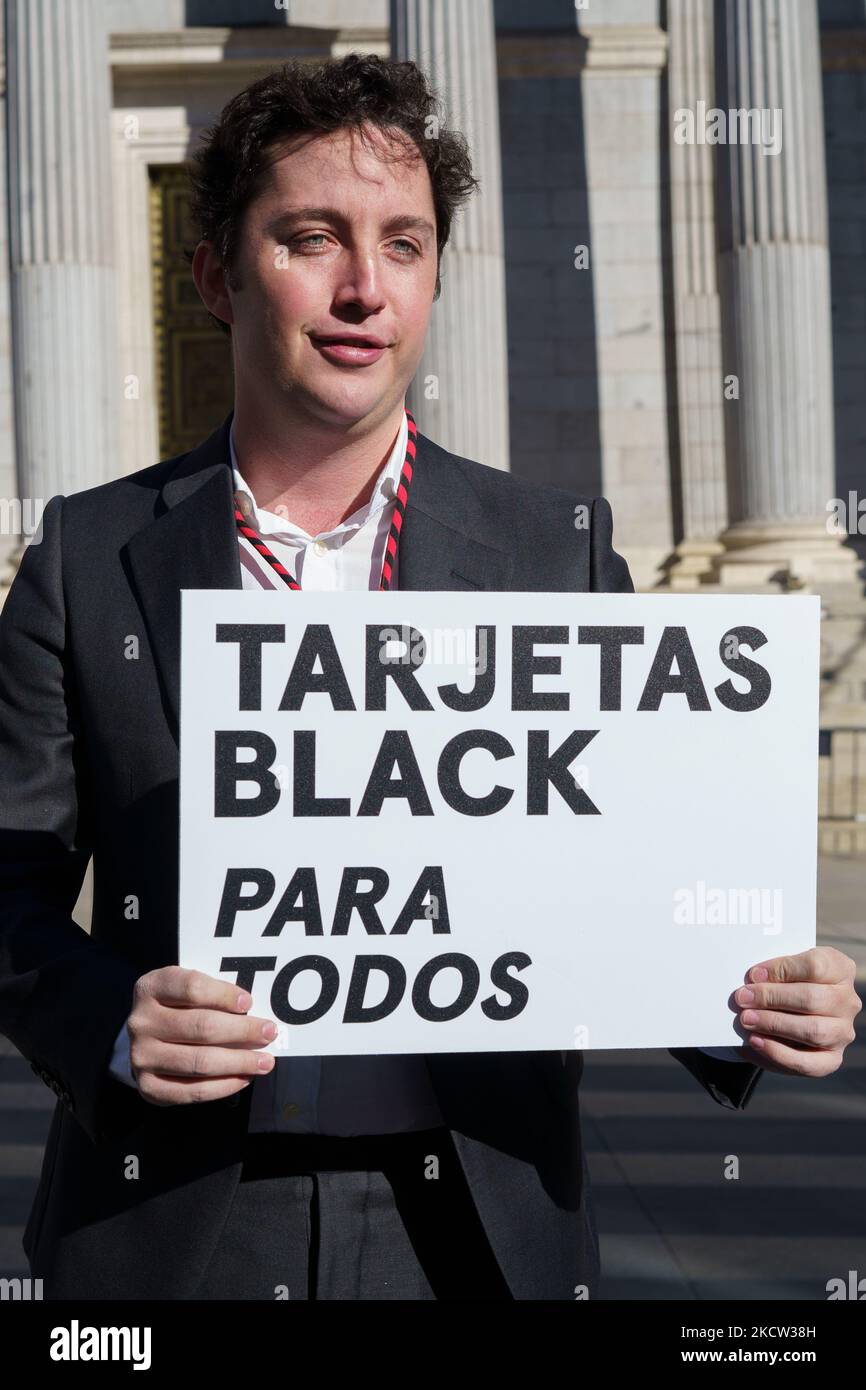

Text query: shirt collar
(230, 410), (408, 541)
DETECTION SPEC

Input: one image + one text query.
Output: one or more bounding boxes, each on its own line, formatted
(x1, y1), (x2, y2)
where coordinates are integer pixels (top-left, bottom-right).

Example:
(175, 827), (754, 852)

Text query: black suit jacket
(0, 413), (762, 1299)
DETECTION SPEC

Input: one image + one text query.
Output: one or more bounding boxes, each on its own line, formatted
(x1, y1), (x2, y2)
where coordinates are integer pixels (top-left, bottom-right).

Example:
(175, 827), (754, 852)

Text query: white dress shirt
(108, 413), (749, 1126)
(235, 410), (408, 593)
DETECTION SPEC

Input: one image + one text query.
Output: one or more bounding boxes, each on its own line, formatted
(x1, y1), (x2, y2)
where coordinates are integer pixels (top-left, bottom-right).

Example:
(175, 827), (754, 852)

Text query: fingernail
(258, 1053), (274, 1070)
(750, 967), (769, 983)
(749, 1035), (765, 1049)
(262, 1022), (277, 1041)
(741, 1010), (758, 1026)
(738, 988), (755, 1004)
(237, 991), (252, 1010)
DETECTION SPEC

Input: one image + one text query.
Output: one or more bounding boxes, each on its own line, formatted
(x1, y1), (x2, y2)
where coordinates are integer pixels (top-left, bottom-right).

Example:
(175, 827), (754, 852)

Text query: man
(0, 54), (859, 1302)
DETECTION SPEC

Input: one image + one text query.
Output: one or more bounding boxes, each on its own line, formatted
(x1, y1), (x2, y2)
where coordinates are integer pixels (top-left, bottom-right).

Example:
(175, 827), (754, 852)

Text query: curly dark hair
(187, 53), (479, 333)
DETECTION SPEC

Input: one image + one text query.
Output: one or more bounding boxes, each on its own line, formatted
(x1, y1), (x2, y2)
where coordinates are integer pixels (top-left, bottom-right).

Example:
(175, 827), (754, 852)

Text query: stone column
(714, 0), (860, 596)
(576, 10), (673, 591)
(0, 5), (19, 595)
(666, 0), (728, 589)
(390, 0), (510, 470)
(6, 0), (118, 509)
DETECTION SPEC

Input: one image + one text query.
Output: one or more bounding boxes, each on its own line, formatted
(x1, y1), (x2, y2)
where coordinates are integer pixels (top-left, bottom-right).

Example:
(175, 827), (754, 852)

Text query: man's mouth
(309, 333), (389, 366)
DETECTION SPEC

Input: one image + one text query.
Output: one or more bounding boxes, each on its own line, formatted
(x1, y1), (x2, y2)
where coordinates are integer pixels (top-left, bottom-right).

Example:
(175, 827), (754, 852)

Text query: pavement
(0, 854), (863, 1298)
(584, 1020), (866, 1299)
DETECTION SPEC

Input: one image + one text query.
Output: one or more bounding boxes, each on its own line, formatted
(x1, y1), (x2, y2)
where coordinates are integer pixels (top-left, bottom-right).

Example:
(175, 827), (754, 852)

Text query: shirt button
(313, 540), (327, 557)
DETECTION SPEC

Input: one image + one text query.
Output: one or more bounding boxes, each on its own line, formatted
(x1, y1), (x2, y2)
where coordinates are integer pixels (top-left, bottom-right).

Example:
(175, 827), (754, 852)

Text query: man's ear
(191, 240), (234, 328)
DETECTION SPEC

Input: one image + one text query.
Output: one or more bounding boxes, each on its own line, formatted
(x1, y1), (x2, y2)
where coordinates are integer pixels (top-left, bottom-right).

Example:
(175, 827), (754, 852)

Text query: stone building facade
(0, 0), (864, 846)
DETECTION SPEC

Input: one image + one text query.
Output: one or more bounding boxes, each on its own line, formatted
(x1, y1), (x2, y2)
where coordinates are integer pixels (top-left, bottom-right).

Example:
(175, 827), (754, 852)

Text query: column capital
(578, 25), (668, 74)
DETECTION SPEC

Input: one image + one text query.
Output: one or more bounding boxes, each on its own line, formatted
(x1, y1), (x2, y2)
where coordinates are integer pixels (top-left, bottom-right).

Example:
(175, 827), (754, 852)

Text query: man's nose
(332, 246), (385, 312)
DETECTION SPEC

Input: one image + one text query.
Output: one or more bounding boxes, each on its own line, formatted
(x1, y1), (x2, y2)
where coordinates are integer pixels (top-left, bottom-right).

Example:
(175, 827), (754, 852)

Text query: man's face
(223, 123), (438, 429)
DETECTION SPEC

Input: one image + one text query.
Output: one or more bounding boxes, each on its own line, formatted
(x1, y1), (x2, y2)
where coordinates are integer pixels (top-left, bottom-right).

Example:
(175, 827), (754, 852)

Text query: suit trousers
(188, 1126), (514, 1301)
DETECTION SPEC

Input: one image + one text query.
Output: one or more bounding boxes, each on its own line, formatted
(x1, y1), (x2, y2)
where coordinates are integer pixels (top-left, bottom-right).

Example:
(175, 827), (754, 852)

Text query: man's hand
(731, 947), (862, 1076)
(126, 966), (276, 1105)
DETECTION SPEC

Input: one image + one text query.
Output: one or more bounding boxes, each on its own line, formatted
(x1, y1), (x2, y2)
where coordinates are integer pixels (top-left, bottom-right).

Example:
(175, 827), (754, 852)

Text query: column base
(0, 541), (25, 614)
(661, 525), (866, 763)
(713, 522), (865, 601)
(664, 539), (727, 590)
(713, 525), (866, 729)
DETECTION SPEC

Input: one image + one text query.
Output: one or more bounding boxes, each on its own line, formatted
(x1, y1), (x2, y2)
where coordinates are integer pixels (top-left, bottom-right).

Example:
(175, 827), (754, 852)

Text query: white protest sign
(179, 591), (819, 1055)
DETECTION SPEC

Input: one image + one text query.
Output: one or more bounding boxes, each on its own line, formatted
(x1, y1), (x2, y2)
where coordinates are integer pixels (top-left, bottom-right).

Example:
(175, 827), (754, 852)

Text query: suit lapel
(123, 413), (513, 743)
(398, 432), (513, 592)
(124, 415), (241, 741)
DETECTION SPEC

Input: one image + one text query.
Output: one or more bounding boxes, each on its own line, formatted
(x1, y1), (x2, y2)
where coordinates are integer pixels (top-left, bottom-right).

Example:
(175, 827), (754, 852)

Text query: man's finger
(746, 947), (856, 987)
(738, 1008), (856, 1050)
(141, 1041), (276, 1080)
(733, 980), (852, 1016)
(140, 965), (252, 1013)
(743, 1035), (845, 1078)
(129, 1005), (277, 1050)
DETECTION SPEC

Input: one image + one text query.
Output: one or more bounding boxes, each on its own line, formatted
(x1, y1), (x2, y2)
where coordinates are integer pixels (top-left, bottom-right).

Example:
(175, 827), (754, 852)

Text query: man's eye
(290, 234), (419, 257)
(293, 234), (329, 250)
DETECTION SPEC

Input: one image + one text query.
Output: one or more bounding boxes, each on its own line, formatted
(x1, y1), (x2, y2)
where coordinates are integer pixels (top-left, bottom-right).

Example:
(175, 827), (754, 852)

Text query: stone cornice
(109, 25), (388, 79)
(496, 32), (587, 79)
(497, 26), (668, 79)
(821, 27), (866, 71)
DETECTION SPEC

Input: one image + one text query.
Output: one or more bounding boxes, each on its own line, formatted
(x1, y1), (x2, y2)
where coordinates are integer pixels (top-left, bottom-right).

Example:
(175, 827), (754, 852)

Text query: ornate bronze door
(149, 165), (234, 459)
